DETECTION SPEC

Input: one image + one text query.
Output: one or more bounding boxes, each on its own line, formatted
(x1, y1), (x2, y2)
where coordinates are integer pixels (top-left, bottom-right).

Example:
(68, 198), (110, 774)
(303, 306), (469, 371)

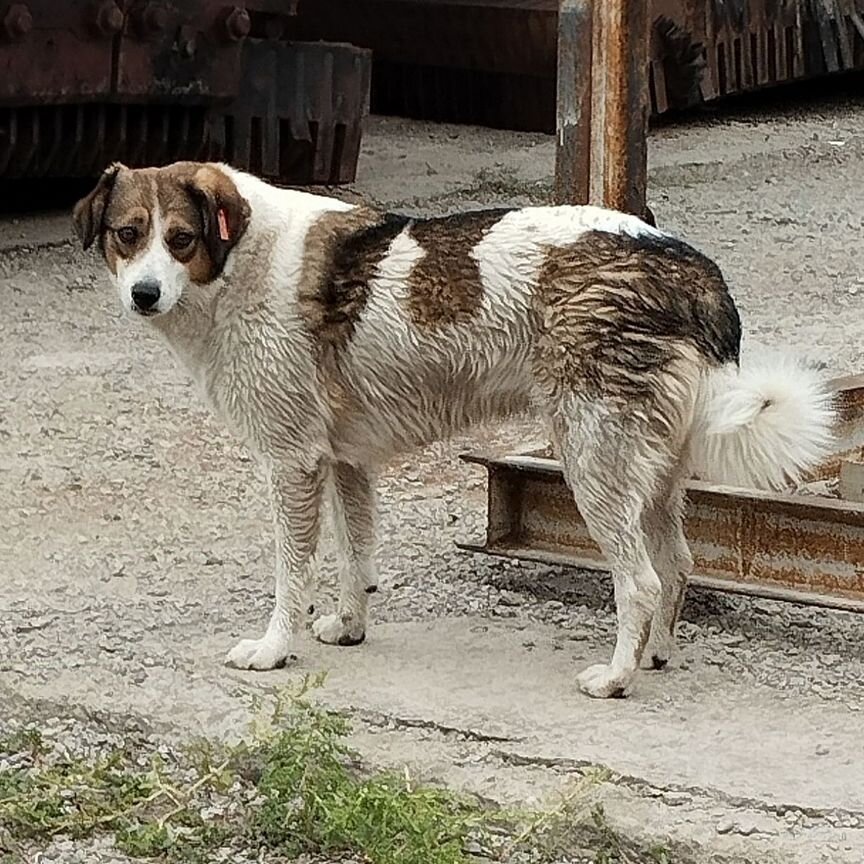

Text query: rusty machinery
(0, 1), (371, 183)
(296, 0), (864, 133)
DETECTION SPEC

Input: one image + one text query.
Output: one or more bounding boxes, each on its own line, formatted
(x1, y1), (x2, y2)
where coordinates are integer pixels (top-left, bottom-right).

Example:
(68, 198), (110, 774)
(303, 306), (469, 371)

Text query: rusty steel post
(554, 0), (649, 217)
(554, 0), (592, 205)
(597, 0), (649, 216)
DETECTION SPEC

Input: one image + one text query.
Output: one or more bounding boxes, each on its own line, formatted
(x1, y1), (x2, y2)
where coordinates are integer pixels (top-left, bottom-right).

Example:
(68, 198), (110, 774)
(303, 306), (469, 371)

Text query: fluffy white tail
(690, 352), (836, 490)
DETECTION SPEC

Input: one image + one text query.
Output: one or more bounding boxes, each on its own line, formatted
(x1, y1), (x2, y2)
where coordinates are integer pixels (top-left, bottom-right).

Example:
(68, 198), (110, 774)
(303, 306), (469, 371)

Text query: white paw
(577, 663), (630, 699)
(224, 635), (295, 671)
(312, 613), (366, 647)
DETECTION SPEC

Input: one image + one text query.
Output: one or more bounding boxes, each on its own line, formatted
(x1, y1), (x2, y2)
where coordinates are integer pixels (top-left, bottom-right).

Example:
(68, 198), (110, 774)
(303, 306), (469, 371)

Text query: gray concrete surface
(2, 86), (864, 861)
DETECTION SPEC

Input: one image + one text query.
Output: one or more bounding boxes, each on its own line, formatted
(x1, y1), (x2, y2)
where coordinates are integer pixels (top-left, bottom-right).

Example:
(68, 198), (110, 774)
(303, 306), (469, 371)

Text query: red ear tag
(217, 208), (230, 242)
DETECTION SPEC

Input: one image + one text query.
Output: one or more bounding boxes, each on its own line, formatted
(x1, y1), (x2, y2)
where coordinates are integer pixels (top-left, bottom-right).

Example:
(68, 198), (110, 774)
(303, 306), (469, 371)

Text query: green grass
(0, 679), (676, 863)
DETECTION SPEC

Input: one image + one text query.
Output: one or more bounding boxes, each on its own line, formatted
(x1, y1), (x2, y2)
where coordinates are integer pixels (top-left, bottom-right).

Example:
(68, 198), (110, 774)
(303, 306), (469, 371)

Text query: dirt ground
(2, 81), (864, 863)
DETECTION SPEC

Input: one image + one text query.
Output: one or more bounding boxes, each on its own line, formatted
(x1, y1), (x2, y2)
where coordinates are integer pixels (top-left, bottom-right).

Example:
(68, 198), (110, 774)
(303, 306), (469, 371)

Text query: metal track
(461, 376), (864, 613)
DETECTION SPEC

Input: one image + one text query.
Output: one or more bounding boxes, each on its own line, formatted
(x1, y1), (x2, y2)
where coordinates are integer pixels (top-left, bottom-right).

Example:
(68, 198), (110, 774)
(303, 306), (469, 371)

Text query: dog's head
(72, 161), (251, 317)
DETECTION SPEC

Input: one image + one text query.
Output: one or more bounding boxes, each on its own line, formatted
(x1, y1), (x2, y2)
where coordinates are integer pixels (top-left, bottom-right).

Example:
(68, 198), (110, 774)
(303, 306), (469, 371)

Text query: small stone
(663, 792), (691, 806)
(716, 819), (735, 834)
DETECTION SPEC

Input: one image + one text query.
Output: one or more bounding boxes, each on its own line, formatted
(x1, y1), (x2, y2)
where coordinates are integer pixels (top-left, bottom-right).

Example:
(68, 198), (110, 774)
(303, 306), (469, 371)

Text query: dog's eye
(168, 231), (195, 251)
(116, 226), (139, 245)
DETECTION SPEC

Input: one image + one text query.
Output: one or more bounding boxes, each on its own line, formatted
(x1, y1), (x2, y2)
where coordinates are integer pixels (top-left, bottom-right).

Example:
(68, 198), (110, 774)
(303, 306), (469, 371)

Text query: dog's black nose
(131, 280), (160, 311)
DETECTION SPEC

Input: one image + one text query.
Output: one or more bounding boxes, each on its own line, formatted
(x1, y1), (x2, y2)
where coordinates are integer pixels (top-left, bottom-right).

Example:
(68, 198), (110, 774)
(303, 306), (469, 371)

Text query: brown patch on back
(406, 209), (510, 328)
(298, 207), (411, 432)
(297, 206), (512, 348)
(533, 231), (741, 411)
(298, 207), (407, 350)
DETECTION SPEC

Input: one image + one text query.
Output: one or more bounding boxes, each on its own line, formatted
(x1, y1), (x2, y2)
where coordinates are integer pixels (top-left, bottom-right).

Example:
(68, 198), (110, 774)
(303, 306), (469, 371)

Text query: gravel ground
(1, 79), (864, 863)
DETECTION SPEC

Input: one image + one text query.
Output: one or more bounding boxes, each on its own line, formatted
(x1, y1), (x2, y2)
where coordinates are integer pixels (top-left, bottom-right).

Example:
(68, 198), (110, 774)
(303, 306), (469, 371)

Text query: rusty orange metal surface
(461, 376), (864, 612)
(556, 0), (652, 217)
(0, 1), (370, 184)
(597, 0), (649, 215)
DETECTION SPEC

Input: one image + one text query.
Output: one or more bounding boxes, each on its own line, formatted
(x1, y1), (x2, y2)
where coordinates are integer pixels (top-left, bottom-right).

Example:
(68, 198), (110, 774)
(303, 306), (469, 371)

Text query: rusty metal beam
(554, 0), (592, 205)
(462, 453), (864, 613)
(461, 376), (864, 613)
(595, 0), (649, 215)
(554, 0), (649, 217)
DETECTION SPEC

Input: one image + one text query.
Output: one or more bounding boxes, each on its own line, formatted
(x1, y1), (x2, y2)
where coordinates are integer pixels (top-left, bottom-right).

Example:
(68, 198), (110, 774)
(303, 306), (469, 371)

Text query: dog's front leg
(225, 460), (324, 671)
(313, 462), (377, 646)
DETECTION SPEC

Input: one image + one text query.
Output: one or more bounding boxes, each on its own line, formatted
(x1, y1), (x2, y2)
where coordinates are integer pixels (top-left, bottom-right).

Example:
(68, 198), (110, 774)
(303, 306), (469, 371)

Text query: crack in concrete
(349, 706), (522, 743)
(488, 748), (864, 828)
(340, 706), (864, 828)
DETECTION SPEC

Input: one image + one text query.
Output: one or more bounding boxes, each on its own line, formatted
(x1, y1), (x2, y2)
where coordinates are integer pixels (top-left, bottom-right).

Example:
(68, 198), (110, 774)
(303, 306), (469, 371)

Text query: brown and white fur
(73, 162), (834, 698)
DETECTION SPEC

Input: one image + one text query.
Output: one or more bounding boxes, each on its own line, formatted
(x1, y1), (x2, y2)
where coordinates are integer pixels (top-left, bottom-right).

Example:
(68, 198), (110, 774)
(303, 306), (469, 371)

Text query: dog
(72, 161), (834, 698)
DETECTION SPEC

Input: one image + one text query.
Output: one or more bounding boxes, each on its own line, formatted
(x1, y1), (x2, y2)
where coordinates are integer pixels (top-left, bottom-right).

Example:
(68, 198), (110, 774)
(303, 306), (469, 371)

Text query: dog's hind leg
(226, 460), (325, 670)
(640, 479), (692, 671)
(552, 398), (667, 698)
(313, 462), (377, 647)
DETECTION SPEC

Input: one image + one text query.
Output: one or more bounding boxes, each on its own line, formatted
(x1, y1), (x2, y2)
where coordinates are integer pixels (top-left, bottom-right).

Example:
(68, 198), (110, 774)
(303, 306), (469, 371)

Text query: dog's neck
(148, 288), (218, 379)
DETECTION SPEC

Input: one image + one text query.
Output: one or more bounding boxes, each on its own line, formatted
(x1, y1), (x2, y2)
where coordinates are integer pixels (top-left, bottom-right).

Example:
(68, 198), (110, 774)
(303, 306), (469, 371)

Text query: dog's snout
(131, 280), (161, 312)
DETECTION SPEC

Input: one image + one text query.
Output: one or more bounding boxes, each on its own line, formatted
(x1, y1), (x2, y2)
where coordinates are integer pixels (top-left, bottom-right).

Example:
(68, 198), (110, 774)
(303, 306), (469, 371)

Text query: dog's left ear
(72, 162), (123, 250)
(185, 165), (251, 278)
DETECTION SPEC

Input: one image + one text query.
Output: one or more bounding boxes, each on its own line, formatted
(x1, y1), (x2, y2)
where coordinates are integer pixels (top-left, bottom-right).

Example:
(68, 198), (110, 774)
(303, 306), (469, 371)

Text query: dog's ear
(72, 163), (123, 250)
(185, 165), (251, 278)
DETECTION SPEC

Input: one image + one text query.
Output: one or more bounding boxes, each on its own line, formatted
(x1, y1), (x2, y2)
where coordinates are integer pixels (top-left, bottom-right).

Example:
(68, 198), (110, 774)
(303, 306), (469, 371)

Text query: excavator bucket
(0, 1), (371, 184)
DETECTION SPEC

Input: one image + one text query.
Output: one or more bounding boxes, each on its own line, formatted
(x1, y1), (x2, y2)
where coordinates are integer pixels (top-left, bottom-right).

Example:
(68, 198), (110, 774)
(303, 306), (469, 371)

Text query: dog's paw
(577, 663), (629, 699)
(642, 634), (674, 670)
(225, 635), (295, 671)
(312, 614), (366, 647)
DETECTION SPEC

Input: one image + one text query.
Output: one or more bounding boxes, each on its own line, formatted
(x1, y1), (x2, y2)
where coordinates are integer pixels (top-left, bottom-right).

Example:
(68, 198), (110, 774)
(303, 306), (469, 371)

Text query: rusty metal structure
(0, 1), (371, 183)
(555, 0), (653, 217)
(463, 377), (864, 613)
(296, 0), (864, 133)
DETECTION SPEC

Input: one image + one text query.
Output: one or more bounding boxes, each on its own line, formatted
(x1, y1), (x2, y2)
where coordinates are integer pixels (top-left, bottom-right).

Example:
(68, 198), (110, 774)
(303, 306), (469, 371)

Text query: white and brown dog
(73, 162), (834, 698)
